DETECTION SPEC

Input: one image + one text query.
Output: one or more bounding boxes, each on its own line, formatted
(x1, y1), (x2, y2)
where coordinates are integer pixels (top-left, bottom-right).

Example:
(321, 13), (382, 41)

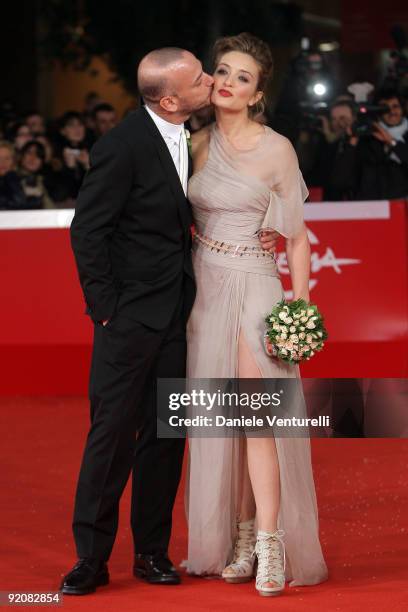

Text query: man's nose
(205, 73), (214, 86)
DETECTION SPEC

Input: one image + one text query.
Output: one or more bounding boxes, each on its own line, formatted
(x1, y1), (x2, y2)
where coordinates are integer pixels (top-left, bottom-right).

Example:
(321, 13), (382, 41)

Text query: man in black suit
(60, 48), (214, 595)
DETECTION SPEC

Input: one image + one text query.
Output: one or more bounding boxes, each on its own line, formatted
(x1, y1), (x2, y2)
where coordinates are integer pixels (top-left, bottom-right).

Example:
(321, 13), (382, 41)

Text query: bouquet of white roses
(264, 298), (328, 364)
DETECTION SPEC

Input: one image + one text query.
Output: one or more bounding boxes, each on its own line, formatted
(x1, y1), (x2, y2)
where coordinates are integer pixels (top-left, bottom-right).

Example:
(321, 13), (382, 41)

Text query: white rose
(307, 308), (314, 317)
(289, 326), (296, 333)
(278, 312), (286, 320)
(283, 305), (289, 313)
(273, 322), (280, 331)
(294, 320), (300, 327)
(280, 325), (287, 332)
(299, 332), (306, 340)
(300, 316), (308, 323)
(280, 333), (288, 340)
(285, 341), (293, 350)
(306, 334), (313, 344)
(300, 310), (306, 316)
(280, 348), (288, 355)
(317, 331), (323, 337)
(293, 313), (301, 319)
(300, 326), (305, 331)
(290, 334), (299, 343)
(311, 342), (318, 349)
(285, 317), (293, 324)
(306, 321), (316, 329)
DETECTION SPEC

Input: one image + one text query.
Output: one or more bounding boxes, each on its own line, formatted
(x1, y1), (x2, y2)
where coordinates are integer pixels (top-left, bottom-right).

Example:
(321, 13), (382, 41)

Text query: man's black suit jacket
(70, 107), (196, 330)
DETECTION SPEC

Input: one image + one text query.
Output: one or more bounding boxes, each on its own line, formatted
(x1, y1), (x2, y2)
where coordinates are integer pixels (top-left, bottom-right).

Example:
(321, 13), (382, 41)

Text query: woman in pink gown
(184, 33), (328, 596)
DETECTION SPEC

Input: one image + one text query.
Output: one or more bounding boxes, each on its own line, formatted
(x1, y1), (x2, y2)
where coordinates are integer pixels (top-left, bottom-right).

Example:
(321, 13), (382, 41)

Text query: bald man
(61, 48), (213, 595)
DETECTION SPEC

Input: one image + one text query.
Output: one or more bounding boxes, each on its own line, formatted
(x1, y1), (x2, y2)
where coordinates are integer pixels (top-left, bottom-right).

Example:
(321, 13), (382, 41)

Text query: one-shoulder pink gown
(185, 123), (328, 586)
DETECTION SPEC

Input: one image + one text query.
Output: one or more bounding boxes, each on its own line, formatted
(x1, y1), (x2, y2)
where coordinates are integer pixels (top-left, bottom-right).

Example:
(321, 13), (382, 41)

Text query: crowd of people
(266, 48), (408, 200)
(293, 89), (408, 201)
(1, 61), (408, 209)
(0, 97), (117, 210)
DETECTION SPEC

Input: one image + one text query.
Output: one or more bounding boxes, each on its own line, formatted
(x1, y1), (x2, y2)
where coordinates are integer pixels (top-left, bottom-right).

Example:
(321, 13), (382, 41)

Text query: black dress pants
(72, 296), (186, 561)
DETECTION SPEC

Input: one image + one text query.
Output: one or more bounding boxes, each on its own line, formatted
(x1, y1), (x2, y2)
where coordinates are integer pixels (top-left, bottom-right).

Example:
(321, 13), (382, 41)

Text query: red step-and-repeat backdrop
(0, 200), (407, 394)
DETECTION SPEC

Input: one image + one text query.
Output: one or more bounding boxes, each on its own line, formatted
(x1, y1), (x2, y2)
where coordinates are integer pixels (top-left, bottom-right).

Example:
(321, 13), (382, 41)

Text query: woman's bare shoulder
(264, 126), (297, 156)
(191, 124), (213, 155)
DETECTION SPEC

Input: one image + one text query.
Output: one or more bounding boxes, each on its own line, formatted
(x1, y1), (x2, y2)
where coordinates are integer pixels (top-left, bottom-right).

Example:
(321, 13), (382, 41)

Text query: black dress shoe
(133, 553), (180, 585)
(60, 558), (109, 595)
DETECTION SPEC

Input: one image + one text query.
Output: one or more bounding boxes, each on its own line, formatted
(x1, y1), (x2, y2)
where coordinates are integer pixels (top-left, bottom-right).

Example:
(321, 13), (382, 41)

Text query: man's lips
(218, 89), (232, 97)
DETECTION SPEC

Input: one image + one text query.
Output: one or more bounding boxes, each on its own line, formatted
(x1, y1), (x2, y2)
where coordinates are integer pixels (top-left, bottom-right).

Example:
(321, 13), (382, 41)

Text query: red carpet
(0, 397), (407, 611)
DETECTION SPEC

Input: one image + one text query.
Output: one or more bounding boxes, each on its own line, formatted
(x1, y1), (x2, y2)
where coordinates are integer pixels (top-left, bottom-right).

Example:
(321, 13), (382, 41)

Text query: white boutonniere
(185, 128), (192, 156)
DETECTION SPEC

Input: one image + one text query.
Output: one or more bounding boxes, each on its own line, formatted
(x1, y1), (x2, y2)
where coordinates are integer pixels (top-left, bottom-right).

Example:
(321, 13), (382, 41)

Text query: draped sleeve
(257, 136), (308, 238)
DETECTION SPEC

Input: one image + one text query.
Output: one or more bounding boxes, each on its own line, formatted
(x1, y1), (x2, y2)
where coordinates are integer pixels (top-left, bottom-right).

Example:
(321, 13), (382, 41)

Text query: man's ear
(159, 96), (178, 113)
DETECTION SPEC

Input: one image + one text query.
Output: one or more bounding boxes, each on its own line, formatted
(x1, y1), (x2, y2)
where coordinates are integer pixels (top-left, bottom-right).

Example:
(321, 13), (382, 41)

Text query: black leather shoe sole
(133, 568), (181, 585)
(61, 572), (109, 595)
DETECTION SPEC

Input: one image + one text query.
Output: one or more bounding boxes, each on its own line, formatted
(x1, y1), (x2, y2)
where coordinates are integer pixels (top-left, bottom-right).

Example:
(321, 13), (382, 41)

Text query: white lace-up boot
(254, 529), (285, 596)
(222, 519), (256, 583)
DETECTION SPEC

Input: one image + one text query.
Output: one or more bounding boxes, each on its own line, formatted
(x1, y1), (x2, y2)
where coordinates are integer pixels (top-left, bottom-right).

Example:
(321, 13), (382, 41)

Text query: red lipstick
(218, 89), (232, 97)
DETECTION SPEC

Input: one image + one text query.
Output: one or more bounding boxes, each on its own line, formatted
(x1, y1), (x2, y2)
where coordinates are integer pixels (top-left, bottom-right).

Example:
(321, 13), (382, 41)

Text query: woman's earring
(249, 98), (264, 116)
(255, 98), (264, 115)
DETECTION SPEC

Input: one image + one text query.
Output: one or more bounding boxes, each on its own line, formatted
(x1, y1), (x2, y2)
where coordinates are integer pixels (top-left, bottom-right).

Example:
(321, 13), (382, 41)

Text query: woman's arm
(286, 223), (310, 302)
(271, 135), (310, 302)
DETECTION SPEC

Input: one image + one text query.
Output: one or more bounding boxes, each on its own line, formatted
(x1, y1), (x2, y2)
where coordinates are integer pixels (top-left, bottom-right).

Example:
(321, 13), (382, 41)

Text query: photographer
(321, 100), (360, 201)
(321, 92), (408, 200)
(373, 92), (408, 163)
(354, 91), (408, 200)
(296, 100), (357, 197)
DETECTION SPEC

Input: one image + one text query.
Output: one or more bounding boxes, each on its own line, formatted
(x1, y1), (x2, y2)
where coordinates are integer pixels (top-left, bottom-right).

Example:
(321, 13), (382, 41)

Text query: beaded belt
(194, 232), (276, 260)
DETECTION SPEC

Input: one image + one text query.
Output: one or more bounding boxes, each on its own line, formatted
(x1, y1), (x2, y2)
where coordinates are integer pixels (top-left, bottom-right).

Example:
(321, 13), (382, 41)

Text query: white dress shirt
(144, 105), (188, 194)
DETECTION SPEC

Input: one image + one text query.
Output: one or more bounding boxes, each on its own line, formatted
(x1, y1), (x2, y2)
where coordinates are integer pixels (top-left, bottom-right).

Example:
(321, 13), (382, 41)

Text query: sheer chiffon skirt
(185, 250), (328, 585)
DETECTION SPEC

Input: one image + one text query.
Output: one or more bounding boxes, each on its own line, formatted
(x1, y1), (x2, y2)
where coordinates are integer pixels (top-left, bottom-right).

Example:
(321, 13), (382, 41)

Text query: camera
(298, 101), (328, 132)
(352, 103), (390, 137)
(292, 41), (333, 105)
